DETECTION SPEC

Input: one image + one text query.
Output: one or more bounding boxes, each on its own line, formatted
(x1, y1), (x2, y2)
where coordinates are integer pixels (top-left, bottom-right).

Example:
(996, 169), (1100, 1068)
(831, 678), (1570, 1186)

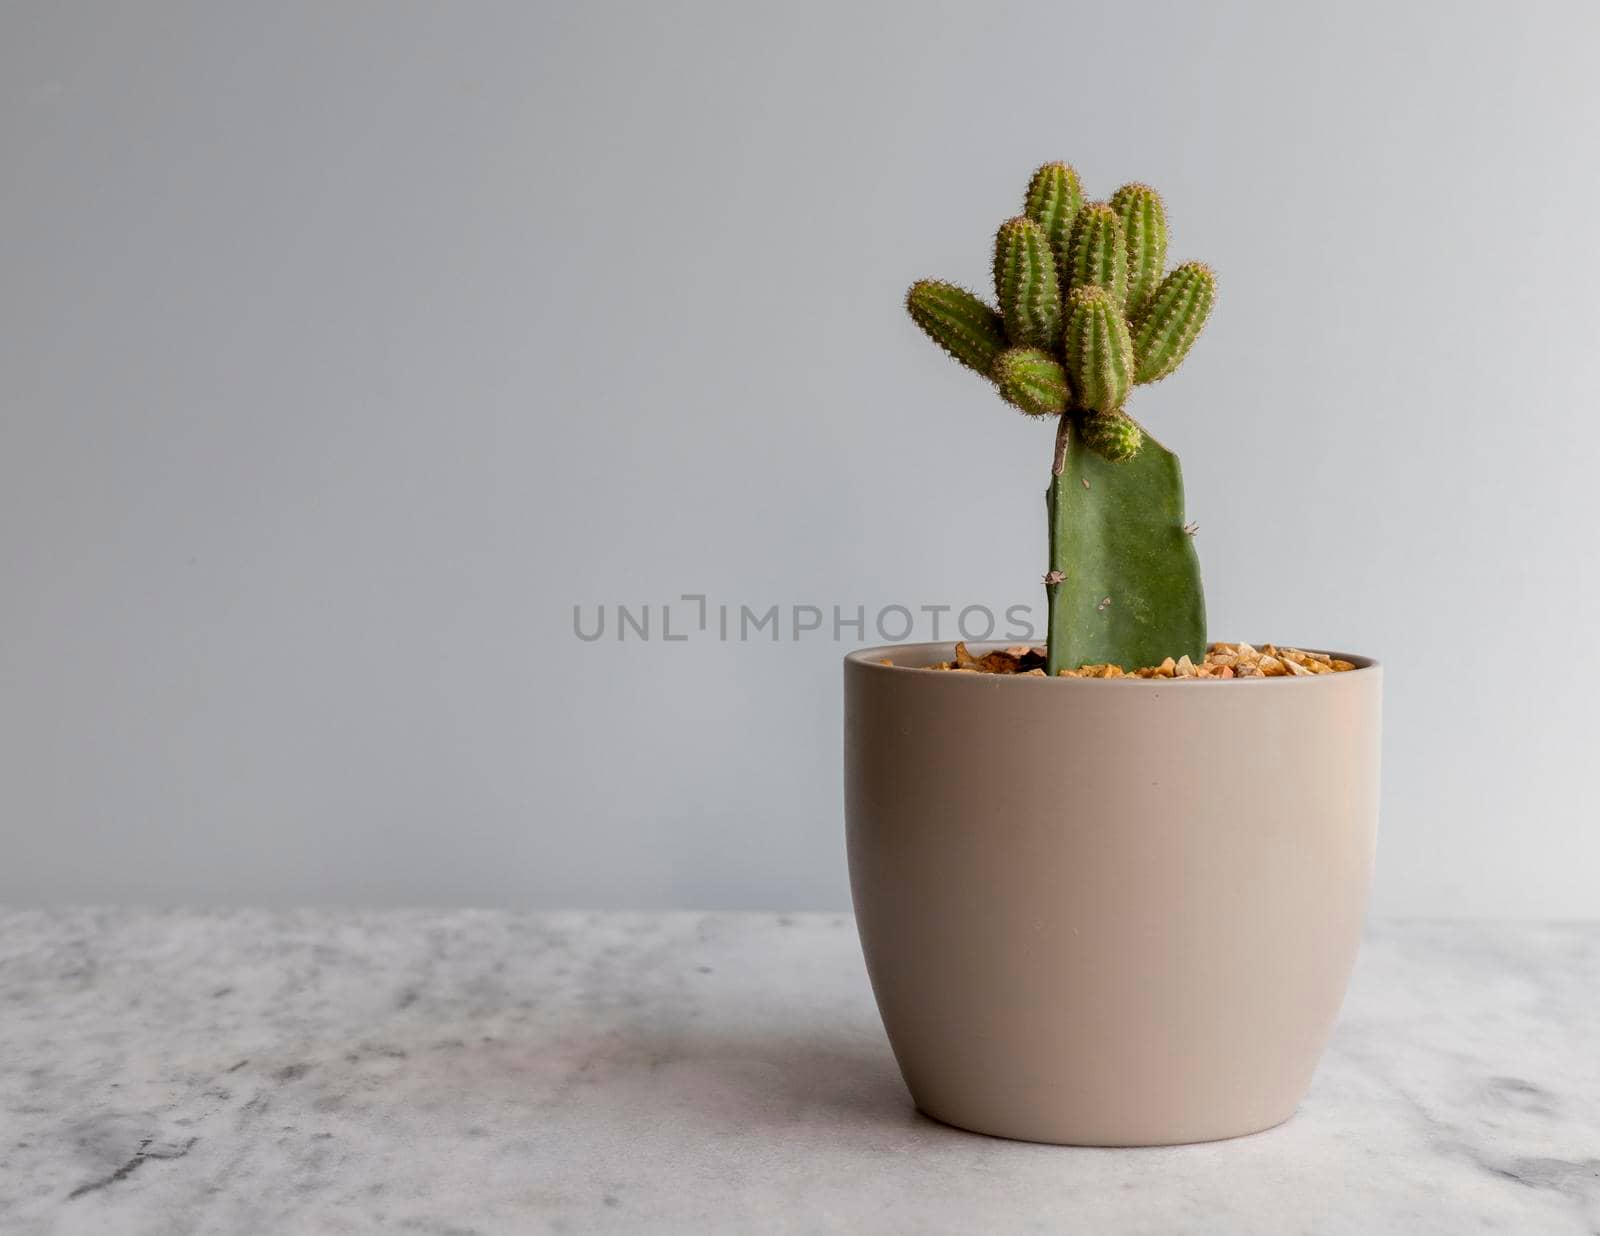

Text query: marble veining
(0, 911), (1596, 1235)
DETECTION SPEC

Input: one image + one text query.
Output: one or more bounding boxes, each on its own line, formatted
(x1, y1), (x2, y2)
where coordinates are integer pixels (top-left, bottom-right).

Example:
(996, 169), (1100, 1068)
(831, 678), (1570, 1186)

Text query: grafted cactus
(905, 161), (1217, 673)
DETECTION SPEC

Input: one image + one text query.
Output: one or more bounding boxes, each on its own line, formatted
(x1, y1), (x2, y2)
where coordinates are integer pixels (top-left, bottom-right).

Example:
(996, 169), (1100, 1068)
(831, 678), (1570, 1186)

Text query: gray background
(3, 1), (1596, 916)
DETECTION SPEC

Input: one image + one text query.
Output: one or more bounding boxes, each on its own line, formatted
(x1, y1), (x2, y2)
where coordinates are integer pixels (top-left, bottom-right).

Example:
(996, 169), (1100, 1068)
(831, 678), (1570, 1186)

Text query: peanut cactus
(1080, 409), (1143, 462)
(1109, 183), (1167, 317)
(1063, 286), (1134, 414)
(1064, 203), (1128, 309)
(993, 217), (1062, 351)
(1024, 162), (1083, 270)
(905, 280), (1007, 378)
(1132, 261), (1216, 384)
(994, 347), (1069, 417)
(905, 162), (1216, 673)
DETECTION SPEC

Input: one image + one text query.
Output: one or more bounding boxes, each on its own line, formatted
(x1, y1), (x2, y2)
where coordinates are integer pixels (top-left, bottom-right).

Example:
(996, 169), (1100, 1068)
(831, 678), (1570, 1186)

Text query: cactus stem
(905, 280), (1008, 379)
(1110, 183), (1168, 318)
(1064, 203), (1129, 308)
(1063, 286), (1135, 414)
(1024, 162), (1084, 278)
(993, 217), (1063, 350)
(1132, 262), (1217, 384)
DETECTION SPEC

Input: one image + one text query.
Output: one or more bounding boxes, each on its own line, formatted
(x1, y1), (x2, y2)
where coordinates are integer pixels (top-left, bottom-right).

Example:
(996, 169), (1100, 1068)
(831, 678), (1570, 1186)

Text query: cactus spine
(904, 162), (1217, 672)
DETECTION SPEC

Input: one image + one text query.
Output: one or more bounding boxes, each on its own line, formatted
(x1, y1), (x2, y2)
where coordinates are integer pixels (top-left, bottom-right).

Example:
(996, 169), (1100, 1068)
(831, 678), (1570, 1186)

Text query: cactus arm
(1132, 262), (1216, 384)
(1045, 418), (1205, 674)
(995, 347), (1069, 416)
(1064, 203), (1129, 308)
(1063, 286), (1134, 413)
(905, 280), (1008, 379)
(1024, 162), (1084, 274)
(1110, 183), (1167, 318)
(1080, 409), (1143, 461)
(993, 217), (1062, 350)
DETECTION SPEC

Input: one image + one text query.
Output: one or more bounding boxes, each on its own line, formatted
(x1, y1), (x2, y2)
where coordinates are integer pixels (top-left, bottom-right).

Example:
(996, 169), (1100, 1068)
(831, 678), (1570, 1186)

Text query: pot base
(914, 1101), (1297, 1148)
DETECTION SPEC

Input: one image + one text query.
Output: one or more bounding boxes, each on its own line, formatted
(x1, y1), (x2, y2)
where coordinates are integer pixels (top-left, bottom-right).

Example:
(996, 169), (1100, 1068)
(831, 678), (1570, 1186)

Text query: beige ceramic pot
(844, 641), (1381, 1146)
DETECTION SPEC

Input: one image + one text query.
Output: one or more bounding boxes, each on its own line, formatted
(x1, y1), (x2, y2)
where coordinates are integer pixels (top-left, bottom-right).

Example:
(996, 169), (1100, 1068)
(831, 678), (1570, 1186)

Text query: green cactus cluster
(906, 163), (1214, 447)
(905, 162), (1217, 674)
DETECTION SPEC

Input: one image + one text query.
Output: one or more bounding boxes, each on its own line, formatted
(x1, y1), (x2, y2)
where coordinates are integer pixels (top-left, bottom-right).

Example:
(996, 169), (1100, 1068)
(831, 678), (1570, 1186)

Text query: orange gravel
(890, 641), (1359, 679)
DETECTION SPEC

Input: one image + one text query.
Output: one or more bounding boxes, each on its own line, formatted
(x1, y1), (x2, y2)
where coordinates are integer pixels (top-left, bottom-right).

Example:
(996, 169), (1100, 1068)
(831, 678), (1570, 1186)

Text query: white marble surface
(0, 911), (1596, 1235)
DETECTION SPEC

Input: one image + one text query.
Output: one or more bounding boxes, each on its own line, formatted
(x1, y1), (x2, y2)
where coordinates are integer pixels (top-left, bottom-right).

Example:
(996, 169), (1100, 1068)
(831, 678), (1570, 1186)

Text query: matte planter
(844, 642), (1381, 1146)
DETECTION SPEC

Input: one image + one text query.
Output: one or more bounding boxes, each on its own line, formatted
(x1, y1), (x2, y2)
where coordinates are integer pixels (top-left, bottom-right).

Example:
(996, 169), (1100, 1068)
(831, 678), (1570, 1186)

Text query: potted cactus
(844, 163), (1382, 1146)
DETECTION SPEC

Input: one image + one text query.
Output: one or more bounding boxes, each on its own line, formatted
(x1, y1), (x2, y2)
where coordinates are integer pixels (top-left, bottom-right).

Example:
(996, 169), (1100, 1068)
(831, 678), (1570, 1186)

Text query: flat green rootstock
(1047, 419), (1205, 671)
(905, 161), (1217, 672)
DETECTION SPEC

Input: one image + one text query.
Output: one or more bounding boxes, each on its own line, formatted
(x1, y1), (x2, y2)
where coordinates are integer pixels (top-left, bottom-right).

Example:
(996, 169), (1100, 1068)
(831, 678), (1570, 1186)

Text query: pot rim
(845, 640), (1380, 684)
